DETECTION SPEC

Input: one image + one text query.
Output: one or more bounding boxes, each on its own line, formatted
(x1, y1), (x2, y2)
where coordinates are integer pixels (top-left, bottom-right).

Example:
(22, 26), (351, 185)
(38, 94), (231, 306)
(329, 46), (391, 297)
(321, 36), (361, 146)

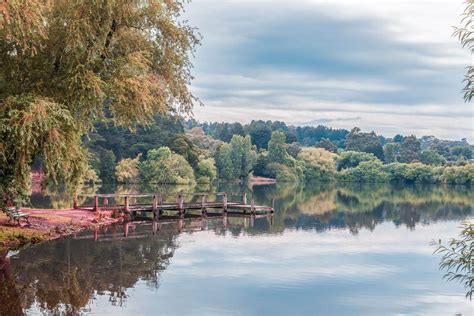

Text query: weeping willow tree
(0, 0), (199, 206)
(454, 0), (474, 102)
(434, 222), (474, 300)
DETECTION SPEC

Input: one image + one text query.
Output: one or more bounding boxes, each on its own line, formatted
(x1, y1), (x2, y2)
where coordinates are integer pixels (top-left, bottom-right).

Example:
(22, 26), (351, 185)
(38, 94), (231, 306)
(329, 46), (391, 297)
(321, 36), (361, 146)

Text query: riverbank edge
(0, 209), (124, 251)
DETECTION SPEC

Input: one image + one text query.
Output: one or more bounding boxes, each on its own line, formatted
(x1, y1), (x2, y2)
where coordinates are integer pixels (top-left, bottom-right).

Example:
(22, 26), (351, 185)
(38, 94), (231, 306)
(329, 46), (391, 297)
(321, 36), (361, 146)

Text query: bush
(266, 163), (300, 182)
(196, 156), (217, 184)
(403, 163), (435, 183)
(441, 164), (474, 185)
(253, 152), (272, 178)
(336, 151), (379, 171)
(140, 147), (195, 184)
(297, 148), (337, 181)
(115, 155), (141, 183)
(383, 163), (410, 182)
(337, 160), (389, 182)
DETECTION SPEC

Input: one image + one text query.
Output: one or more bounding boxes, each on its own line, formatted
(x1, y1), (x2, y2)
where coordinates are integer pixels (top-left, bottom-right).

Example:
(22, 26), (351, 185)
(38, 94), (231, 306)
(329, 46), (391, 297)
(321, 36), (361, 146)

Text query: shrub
(441, 164), (474, 185)
(196, 156), (218, 184)
(403, 163), (435, 183)
(383, 163), (410, 182)
(266, 163), (300, 182)
(337, 160), (389, 182)
(297, 148), (337, 181)
(140, 147), (195, 184)
(115, 155), (141, 183)
(253, 152), (272, 178)
(336, 151), (379, 171)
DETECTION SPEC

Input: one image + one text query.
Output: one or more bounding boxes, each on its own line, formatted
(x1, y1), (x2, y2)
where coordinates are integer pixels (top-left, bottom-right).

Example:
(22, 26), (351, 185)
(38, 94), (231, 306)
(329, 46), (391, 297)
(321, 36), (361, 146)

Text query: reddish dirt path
(0, 208), (122, 250)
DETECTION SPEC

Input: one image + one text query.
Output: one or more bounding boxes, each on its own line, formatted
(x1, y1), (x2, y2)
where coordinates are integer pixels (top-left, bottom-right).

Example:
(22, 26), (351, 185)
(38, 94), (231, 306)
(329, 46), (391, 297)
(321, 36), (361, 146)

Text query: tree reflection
(7, 224), (178, 315)
(5, 183), (473, 314)
(0, 249), (23, 316)
(250, 182), (472, 235)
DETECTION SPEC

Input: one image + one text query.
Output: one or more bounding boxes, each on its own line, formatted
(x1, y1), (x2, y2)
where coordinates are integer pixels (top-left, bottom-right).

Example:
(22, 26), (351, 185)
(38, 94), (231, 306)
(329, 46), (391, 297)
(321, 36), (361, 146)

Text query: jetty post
(73, 193), (78, 209)
(152, 195), (158, 218)
(201, 195), (208, 216)
(93, 195), (99, 212)
(124, 196), (130, 212)
(178, 194), (185, 217)
(223, 193), (228, 213)
(242, 192), (247, 205)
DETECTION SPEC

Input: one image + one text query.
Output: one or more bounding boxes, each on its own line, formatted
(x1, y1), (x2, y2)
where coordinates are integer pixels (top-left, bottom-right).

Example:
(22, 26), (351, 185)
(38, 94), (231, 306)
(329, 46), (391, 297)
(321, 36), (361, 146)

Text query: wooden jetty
(74, 192), (274, 219)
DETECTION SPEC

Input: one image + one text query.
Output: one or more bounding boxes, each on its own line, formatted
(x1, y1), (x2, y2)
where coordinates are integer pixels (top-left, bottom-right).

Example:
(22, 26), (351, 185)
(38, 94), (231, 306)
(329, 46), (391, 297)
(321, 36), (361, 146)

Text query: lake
(2, 183), (473, 315)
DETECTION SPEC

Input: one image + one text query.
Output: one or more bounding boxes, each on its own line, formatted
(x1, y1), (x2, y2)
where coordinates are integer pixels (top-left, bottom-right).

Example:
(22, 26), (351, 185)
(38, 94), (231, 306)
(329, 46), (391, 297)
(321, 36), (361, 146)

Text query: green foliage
(297, 148), (337, 181)
(86, 115), (184, 162)
(382, 163), (474, 184)
(186, 127), (223, 155)
(420, 150), (446, 166)
(208, 122), (245, 142)
(249, 124), (273, 150)
(140, 147), (195, 184)
(115, 155), (141, 183)
(0, 1), (199, 200)
(0, 96), (89, 207)
(196, 156), (217, 184)
(383, 163), (411, 182)
(451, 146), (473, 160)
(268, 131), (291, 165)
(215, 143), (235, 179)
(399, 135), (421, 163)
(453, 0), (474, 102)
(383, 142), (402, 163)
(193, 120), (348, 150)
(336, 151), (379, 171)
(295, 125), (348, 147)
(231, 135), (257, 178)
(338, 160), (390, 183)
(91, 148), (116, 184)
(253, 152), (272, 178)
(169, 135), (202, 169)
(252, 131), (304, 181)
(440, 165), (474, 185)
(266, 163), (300, 182)
(345, 127), (384, 160)
(215, 135), (256, 179)
(286, 142), (302, 158)
(317, 138), (337, 153)
(434, 222), (474, 299)
(402, 163), (435, 183)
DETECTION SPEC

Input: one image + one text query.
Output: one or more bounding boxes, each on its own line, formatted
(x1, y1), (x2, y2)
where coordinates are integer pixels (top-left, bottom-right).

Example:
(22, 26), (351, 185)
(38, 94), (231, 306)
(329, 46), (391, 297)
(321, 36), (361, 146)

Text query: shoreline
(0, 208), (122, 251)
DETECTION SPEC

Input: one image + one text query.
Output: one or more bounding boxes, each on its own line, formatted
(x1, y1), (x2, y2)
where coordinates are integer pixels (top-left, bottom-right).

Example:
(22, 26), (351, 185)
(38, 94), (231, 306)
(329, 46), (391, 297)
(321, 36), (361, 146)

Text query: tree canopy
(0, 0), (199, 204)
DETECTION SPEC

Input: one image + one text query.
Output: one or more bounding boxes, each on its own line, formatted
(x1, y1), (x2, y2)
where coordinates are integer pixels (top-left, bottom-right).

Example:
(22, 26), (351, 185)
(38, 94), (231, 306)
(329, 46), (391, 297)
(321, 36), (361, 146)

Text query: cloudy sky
(184, 0), (473, 141)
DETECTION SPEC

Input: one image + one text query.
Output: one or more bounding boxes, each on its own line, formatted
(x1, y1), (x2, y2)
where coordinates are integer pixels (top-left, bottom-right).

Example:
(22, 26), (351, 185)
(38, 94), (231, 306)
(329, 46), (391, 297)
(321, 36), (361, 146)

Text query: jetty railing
(74, 192), (274, 217)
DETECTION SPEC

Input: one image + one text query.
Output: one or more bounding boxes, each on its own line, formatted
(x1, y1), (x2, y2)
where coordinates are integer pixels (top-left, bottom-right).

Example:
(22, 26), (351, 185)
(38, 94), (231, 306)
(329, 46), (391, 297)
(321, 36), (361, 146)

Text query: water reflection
(5, 183), (474, 315)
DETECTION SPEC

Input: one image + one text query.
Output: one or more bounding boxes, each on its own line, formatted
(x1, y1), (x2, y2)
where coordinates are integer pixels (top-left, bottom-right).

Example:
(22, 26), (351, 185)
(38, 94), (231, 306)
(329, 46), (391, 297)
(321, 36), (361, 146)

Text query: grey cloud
(185, 0), (473, 141)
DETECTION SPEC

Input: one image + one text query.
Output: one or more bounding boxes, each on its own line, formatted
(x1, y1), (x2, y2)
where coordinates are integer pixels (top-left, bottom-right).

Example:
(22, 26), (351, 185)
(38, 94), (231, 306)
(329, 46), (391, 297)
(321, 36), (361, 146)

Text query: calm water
(1, 183), (473, 315)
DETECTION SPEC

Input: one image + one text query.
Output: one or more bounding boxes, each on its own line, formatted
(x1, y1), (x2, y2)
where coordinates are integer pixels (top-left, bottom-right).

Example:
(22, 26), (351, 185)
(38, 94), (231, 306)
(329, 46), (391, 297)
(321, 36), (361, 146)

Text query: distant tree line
(79, 115), (473, 185)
